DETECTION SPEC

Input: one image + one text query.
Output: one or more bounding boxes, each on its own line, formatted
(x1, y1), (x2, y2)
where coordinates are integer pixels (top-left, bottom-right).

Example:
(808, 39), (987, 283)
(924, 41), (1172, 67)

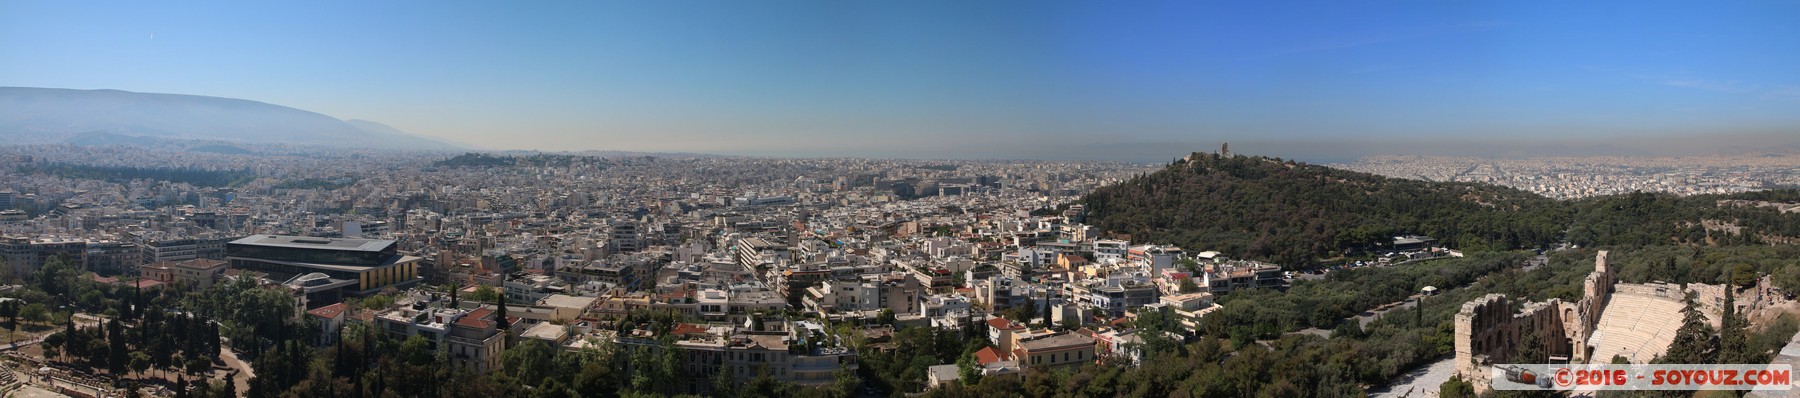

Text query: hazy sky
(4, 1), (1799, 161)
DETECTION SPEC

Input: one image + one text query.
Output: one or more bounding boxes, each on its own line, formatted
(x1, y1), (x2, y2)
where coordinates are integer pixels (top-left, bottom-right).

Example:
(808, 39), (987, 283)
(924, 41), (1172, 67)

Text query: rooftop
(456, 307), (496, 329)
(230, 235), (395, 252)
(986, 317), (1025, 330)
(1019, 332), (1093, 351)
(171, 258), (228, 270)
(975, 346), (1003, 365)
(307, 302), (348, 320)
(540, 294), (597, 310)
(521, 322), (567, 341)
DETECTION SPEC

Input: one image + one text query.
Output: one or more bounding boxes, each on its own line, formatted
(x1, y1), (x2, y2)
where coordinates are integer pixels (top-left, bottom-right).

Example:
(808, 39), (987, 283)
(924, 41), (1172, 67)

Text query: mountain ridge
(0, 87), (462, 151)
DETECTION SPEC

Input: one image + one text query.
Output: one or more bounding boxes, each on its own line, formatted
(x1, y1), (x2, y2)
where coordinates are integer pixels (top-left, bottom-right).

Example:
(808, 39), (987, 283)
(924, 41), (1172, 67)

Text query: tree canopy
(1080, 153), (1567, 267)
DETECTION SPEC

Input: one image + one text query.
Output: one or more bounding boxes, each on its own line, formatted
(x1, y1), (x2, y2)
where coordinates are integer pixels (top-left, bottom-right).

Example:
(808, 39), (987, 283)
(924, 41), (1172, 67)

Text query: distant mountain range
(0, 87), (464, 151)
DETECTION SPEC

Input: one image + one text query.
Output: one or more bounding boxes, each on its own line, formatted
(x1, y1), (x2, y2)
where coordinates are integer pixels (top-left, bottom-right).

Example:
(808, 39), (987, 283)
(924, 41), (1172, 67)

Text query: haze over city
(6, 1), (1799, 161)
(9, 2), (1800, 398)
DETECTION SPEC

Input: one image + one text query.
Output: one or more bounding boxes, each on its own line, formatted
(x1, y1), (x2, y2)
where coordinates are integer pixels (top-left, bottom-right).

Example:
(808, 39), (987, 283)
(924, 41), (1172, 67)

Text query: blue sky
(4, 1), (1798, 160)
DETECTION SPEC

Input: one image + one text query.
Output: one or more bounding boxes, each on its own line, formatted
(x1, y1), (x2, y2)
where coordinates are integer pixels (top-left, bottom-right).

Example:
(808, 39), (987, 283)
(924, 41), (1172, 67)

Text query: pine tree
(1440, 375), (1476, 398)
(1661, 292), (1717, 364)
(709, 361), (737, 398)
(1514, 325), (1543, 364)
(1331, 320), (1364, 339)
(957, 352), (984, 386)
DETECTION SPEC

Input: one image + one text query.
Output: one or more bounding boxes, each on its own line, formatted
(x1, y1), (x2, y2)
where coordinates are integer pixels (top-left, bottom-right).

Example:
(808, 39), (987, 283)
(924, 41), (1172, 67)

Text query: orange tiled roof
(456, 308), (495, 329)
(975, 346), (1002, 365)
(986, 317), (1024, 330)
(307, 302), (348, 320)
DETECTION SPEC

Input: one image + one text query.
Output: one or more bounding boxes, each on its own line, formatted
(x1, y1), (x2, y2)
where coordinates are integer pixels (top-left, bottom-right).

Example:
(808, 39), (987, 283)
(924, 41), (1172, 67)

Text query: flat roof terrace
(230, 235), (395, 252)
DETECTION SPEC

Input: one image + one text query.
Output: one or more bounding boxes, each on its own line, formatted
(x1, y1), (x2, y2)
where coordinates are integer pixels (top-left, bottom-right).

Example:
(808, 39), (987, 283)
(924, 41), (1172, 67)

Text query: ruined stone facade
(1571, 249), (1616, 361)
(1453, 294), (1581, 392)
(1452, 250), (1766, 393)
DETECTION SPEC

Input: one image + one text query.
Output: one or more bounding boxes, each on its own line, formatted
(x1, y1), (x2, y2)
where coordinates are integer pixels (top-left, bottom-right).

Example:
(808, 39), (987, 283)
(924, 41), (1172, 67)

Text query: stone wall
(1449, 249), (1783, 393)
(1453, 294), (1577, 392)
(1453, 293), (1507, 391)
(1616, 278), (1774, 329)
(1454, 251), (1610, 393)
(1570, 250), (1614, 363)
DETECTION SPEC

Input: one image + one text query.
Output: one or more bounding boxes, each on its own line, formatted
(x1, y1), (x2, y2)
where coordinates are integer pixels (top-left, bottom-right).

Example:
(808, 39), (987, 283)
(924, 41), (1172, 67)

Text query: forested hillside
(1079, 152), (1568, 266)
(15, 163), (256, 188)
(431, 153), (588, 169)
(1060, 152), (1800, 396)
(1080, 152), (1800, 267)
(1566, 190), (1800, 247)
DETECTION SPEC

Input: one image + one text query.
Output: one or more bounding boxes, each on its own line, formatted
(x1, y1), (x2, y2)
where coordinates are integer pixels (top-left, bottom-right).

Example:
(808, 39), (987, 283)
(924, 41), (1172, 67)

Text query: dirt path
(219, 345), (253, 396)
(1368, 355), (1456, 398)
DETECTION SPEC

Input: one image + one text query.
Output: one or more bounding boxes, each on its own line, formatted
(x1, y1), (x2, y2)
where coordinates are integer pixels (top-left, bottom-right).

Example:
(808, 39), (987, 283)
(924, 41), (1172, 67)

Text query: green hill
(1566, 190), (1800, 248)
(1078, 152), (1569, 266)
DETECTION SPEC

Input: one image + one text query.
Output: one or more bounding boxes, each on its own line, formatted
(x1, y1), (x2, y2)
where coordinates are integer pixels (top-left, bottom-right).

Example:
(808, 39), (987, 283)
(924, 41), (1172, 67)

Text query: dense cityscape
(0, 144), (1197, 396)
(1335, 154), (1800, 200)
(2, 140), (1798, 397)
(7, 1), (1800, 397)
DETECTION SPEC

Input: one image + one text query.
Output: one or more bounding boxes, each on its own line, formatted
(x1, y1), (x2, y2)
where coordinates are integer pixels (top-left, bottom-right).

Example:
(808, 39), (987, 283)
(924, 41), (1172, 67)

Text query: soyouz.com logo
(1493, 364), (1794, 391)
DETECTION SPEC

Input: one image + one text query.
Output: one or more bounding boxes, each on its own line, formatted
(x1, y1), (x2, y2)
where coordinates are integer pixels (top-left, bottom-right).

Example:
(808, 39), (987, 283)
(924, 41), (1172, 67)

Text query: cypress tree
(497, 294), (509, 328)
(207, 322), (221, 359)
(497, 294), (510, 349)
(63, 319), (77, 358)
(132, 282), (143, 320)
(1719, 286), (1751, 364)
(1018, 295), (1036, 325)
(1415, 298), (1424, 327)
(333, 326), (347, 377)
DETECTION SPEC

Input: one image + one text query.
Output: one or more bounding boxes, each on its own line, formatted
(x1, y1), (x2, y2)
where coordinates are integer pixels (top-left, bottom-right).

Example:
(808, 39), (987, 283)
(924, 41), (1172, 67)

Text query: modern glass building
(227, 235), (423, 300)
